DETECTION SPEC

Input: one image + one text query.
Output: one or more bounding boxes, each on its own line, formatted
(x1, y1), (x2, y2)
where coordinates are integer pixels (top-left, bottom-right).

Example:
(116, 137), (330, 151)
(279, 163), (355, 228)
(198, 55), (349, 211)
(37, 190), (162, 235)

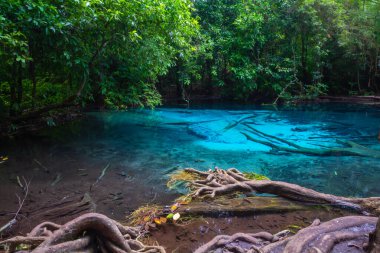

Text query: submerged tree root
(195, 216), (378, 253)
(0, 213), (165, 253)
(183, 168), (380, 215)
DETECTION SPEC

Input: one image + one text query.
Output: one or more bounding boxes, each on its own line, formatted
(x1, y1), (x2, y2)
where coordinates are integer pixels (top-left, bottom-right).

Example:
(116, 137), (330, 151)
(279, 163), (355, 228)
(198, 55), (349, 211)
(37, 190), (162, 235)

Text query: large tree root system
(195, 216), (379, 253)
(184, 168), (380, 215)
(0, 213), (165, 253)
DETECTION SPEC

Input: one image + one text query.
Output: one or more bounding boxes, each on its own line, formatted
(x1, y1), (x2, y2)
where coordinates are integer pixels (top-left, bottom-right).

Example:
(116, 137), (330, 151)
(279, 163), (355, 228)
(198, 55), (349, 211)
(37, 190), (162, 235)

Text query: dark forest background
(1, 0), (379, 119)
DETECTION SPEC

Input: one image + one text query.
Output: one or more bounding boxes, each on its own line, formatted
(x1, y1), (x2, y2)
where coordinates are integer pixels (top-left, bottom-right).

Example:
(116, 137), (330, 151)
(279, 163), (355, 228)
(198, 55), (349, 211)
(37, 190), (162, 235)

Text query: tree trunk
(301, 32), (308, 89)
(9, 61), (18, 116)
(16, 63), (23, 107)
(29, 60), (36, 109)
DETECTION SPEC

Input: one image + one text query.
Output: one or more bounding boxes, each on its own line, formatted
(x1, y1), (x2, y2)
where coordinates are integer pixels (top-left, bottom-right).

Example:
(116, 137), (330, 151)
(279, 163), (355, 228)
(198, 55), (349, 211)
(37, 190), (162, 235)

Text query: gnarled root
(367, 216), (380, 252)
(195, 216), (378, 253)
(185, 168), (380, 215)
(0, 213), (165, 253)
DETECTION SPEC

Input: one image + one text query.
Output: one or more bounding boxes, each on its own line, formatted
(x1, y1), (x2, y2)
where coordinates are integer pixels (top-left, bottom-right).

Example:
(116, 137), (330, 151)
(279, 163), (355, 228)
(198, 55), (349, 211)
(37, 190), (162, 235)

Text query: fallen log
(177, 196), (312, 216)
(178, 168), (380, 215)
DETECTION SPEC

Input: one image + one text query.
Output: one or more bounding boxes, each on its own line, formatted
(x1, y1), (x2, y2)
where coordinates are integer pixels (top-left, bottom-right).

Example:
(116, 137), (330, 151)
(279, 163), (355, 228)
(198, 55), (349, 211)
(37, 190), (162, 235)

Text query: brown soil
(0, 148), (177, 238)
(146, 207), (354, 253)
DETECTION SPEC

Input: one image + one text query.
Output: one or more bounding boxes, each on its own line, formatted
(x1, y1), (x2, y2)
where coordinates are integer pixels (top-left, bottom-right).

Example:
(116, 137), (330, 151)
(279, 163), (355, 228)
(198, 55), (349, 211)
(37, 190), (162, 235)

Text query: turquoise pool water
(1, 104), (380, 217)
(48, 104), (380, 196)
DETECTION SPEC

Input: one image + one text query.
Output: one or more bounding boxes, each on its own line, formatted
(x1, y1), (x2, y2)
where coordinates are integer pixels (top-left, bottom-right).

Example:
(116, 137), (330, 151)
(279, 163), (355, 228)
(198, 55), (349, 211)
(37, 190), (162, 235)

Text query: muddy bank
(308, 96), (380, 105)
(0, 146), (178, 237)
(0, 106), (83, 138)
(147, 207), (354, 253)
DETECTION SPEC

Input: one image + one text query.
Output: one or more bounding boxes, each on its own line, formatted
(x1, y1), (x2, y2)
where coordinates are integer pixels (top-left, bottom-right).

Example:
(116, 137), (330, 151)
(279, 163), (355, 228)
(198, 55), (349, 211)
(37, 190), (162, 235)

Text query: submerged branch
(241, 124), (380, 159)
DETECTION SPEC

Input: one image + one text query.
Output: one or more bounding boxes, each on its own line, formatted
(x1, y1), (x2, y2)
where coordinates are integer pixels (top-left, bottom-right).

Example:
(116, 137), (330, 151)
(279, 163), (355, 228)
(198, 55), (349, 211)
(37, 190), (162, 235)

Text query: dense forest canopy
(0, 0), (379, 119)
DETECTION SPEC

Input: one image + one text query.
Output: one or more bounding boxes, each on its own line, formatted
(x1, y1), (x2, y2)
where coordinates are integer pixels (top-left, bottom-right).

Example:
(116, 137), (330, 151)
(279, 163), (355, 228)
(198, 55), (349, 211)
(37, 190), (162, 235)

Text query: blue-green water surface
(50, 104), (380, 197)
(1, 104), (380, 216)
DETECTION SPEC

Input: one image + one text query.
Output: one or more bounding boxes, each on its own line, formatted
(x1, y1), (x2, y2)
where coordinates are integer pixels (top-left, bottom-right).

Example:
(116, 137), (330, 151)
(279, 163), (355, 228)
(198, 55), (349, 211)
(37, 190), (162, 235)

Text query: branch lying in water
(241, 124), (380, 159)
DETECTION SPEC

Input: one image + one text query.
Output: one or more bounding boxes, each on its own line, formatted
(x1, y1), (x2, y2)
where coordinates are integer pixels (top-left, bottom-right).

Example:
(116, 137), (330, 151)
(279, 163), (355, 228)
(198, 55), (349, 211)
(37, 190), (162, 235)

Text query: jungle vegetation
(0, 0), (379, 119)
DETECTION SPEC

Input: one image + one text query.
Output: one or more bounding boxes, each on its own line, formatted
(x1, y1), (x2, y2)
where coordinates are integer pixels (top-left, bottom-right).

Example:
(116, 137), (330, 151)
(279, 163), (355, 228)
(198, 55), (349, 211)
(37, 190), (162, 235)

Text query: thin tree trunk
(29, 60), (36, 109)
(357, 67), (361, 92)
(16, 63), (23, 106)
(300, 32), (307, 91)
(9, 72), (17, 117)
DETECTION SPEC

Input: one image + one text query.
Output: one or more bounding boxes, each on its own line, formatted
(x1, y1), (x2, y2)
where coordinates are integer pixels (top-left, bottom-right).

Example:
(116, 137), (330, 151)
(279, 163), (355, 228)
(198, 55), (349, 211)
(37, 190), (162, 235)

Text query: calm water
(1, 104), (380, 217)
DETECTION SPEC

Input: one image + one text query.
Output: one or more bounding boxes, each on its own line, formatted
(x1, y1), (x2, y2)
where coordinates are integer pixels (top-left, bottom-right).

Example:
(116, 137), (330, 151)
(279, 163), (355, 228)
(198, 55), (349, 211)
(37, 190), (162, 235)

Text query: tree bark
(16, 62), (23, 107)
(29, 60), (37, 109)
(195, 216), (378, 253)
(368, 217), (380, 253)
(182, 168), (380, 215)
(0, 213), (165, 253)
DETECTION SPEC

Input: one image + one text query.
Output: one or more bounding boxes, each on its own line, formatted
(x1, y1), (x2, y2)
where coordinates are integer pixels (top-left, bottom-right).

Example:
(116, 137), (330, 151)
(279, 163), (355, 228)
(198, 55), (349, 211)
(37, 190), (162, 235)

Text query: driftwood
(242, 124), (380, 159)
(195, 216), (378, 253)
(90, 163), (111, 191)
(0, 213), (165, 253)
(177, 196), (311, 216)
(183, 168), (380, 215)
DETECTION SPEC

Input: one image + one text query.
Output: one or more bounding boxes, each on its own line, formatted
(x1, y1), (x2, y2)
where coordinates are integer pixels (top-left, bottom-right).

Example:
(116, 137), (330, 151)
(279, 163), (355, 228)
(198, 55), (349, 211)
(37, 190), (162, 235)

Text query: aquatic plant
(166, 170), (202, 191)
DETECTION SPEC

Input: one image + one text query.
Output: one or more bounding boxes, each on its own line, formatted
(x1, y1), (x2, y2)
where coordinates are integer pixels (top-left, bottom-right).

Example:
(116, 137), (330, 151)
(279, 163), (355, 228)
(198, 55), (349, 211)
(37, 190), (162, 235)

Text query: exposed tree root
(241, 124), (380, 159)
(368, 217), (380, 252)
(183, 168), (380, 215)
(195, 216), (378, 253)
(0, 213), (165, 253)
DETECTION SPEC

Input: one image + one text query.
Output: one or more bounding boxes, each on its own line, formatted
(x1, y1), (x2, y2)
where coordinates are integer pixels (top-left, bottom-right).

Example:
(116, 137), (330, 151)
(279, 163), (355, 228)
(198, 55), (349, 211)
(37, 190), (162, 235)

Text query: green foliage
(0, 0), (379, 120)
(165, 0), (379, 102)
(46, 117), (56, 127)
(0, 0), (198, 117)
